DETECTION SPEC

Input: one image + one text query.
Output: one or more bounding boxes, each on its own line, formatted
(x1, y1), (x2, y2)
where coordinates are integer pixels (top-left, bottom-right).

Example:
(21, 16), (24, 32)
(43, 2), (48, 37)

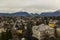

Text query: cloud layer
(0, 0), (60, 13)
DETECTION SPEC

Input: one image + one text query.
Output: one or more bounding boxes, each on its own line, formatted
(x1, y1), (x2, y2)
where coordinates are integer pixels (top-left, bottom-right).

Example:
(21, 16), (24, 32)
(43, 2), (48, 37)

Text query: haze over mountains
(0, 10), (60, 16)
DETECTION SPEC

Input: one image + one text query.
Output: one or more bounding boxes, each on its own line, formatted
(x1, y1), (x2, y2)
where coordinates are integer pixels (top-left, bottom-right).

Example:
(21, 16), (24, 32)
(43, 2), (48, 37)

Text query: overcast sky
(0, 0), (60, 13)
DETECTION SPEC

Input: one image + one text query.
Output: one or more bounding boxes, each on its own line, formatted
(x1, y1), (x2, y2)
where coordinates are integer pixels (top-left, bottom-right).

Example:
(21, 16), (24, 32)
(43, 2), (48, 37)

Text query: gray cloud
(0, 0), (60, 13)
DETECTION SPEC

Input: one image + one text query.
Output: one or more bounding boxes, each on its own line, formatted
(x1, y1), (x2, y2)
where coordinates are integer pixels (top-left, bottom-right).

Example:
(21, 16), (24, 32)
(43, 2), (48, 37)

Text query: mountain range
(0, 10), (60, 16)
(0, 12), (40, 16)
(40, 10), (60, 16)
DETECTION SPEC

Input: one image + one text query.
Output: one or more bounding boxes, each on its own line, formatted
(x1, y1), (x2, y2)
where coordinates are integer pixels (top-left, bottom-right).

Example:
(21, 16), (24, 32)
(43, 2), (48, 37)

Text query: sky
(0, 0), (60, 13)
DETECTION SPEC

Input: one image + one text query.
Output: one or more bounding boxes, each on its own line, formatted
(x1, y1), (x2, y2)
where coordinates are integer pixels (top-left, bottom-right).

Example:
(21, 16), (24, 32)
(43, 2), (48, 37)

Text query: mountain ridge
(0, 10), (60, 16)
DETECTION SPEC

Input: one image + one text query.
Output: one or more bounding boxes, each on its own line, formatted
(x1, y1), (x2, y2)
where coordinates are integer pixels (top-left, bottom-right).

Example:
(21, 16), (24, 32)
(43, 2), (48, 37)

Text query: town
(0, 16), (60, 40)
